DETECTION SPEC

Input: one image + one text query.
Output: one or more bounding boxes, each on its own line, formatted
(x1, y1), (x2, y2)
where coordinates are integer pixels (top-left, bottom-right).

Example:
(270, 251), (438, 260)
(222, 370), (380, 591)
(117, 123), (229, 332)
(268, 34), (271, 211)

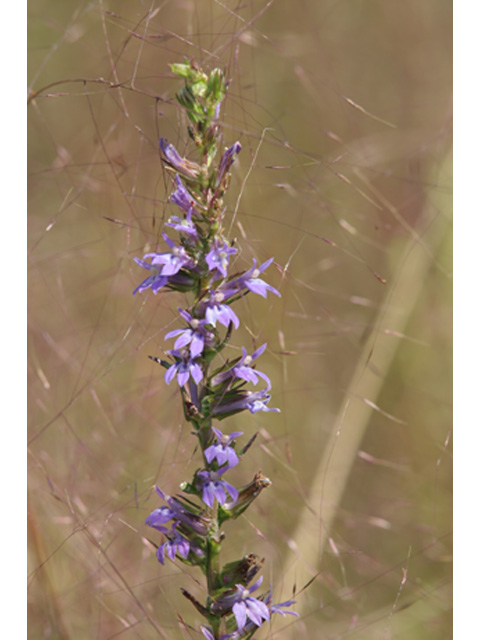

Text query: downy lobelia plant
(133, 61), (297, 640)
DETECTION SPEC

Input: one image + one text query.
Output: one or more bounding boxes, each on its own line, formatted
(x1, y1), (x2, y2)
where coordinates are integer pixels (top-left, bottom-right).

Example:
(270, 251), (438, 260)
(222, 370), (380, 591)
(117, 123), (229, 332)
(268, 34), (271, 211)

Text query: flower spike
(132, 61), (289, 638)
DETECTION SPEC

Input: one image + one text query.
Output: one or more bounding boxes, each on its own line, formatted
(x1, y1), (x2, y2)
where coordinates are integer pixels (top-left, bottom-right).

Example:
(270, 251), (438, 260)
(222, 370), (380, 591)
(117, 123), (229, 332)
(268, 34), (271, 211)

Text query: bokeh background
(28, 1), (452, 638)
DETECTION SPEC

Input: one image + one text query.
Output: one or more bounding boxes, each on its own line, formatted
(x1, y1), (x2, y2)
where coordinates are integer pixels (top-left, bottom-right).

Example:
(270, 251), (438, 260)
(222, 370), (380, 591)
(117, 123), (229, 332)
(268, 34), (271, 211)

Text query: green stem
(206, 533), (221, 592)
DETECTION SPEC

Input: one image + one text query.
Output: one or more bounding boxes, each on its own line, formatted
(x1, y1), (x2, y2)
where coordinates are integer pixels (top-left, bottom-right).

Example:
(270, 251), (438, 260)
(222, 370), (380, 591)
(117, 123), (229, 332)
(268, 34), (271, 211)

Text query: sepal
(177, 85), (204, 125)
(218, 472), (271, 524)
(216, 554), (264, 591)
(206, 68), (226, 106)
(148, 355), (170, 370)
(181, 588), (209, 616)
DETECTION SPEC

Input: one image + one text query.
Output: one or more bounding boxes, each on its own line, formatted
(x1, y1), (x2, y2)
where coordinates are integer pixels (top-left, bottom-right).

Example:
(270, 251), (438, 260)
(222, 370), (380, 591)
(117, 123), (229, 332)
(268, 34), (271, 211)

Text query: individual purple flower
(204, 292), (240, 329)
(159, 138), (200, 178)
(169, 174), (200, 214)
(206, 239), (238, 278)
(216, 576), (270, 632)
(165, 207), (198, 238)
(212, 388), (280, 417)
(132, 257), (169, 295)
(226, 258), (281, 298)
(156, 522), (191, 565)
(165, 309), (211, 358)
(153, 232), (195, 276)
(208, 581), (297, 638)
(145, 506), (174, 531)
(165, 349), (203, 387)
(145, 487), (210, 536)
(211, 344), (271, 389)
(216, 141), (242, 186)
(132, 234), (196, 295)
(205, 427), (243, 469)
(197, 468), (238, 508)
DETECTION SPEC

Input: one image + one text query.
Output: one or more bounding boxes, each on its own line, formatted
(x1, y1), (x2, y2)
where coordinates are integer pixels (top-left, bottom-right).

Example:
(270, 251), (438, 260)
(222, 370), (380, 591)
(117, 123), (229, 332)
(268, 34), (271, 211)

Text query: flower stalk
(133, 60), (297, 639)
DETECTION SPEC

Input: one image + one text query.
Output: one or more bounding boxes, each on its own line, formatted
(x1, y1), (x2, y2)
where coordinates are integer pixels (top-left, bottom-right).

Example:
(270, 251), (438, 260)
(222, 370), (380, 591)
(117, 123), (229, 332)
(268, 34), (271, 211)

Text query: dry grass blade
(279, 150), (452, 631)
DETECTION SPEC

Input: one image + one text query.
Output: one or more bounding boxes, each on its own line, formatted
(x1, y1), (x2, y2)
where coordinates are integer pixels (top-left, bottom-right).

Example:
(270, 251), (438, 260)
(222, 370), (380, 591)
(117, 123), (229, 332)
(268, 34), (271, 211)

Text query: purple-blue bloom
(159, 138), (200, 178)
(212, 388), (280, 417)
(206, 239), (238, 278)
(145, 487), (210, 536)
(205, 427), (243, 469)
(216, 141), (242, 187)
(204, 292), (240, 330)
(166, 208), (198, 238)
(153, 232), (195, 276)
(165, 349), (203, 387)
(217, 576), (270, 632)
(169, 174), (200, 214)
(211, 343), (271, 389)
(156, 522), (191, 565)
(132, 234), (196, 295)
(207, 582), (298, 638)
(197, 468), (238, 508)
(165, 327), (204, 358)
(165, 309), (211, 358)
(132, 257), (168, 295)
(225, 258), (281, 298)
(145, 506), (175, 531)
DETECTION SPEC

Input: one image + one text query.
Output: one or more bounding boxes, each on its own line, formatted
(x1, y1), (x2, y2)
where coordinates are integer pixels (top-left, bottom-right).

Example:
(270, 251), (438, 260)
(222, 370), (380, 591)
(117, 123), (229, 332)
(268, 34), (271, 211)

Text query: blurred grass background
(28, 1), (452, 638)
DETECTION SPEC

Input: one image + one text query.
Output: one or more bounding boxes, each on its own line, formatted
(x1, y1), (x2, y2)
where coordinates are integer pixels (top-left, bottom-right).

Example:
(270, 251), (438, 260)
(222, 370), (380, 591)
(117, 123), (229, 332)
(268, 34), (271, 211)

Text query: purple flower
(145, 487), (210, 536)
(169, 174), (200, 214)
(165, 309), (211, 358)
(145, 489), (207, 565)
(197, 468), (238, 508)
(209, 578), (298, 637)
(212, 388), (280, 417)
(166, 207), (198, 238)
(211, 344), (271, 389)
(155, 232), (196, 276)
(145, 506), (175, 531)
(205, 427), (243, 469)
(159, 138), (200, 178)
(132, 257), (168, 295)
(165, 349), (203, 387)
(226, 258), (280, 298)
(217, 141), (242, 186)
(156, 522), (191, 565)
(132, 234), (196, 295)
(204, 292), (240, 329)
(216, 577), (270, 632)
(206, 239), (237, 278)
